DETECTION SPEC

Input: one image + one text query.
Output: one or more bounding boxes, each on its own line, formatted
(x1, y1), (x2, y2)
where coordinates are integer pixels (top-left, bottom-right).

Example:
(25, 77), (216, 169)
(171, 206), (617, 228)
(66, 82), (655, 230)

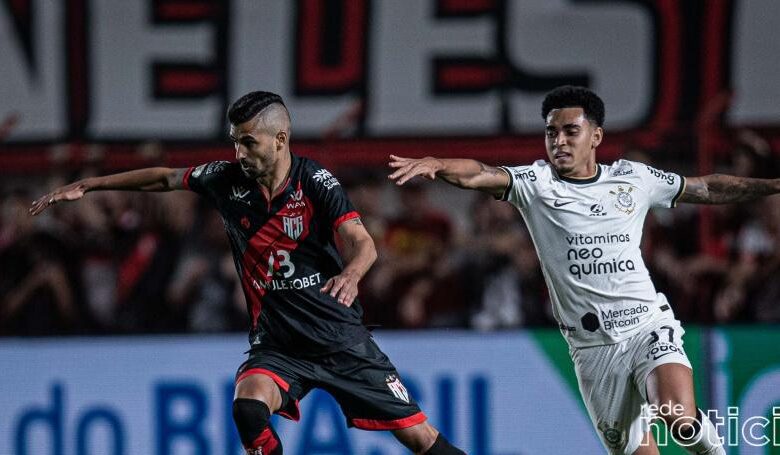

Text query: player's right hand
(29, 181), (88, 216)
(387, 155), (441, 185)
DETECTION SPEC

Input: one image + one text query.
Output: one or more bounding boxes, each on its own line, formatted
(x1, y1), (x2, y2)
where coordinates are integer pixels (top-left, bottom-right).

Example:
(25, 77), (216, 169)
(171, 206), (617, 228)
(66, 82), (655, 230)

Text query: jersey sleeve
(497, 163), (541, 209)
(635, 162), (686, 208)
(181, 161), (232, 202)
(306, 165), (360, 231)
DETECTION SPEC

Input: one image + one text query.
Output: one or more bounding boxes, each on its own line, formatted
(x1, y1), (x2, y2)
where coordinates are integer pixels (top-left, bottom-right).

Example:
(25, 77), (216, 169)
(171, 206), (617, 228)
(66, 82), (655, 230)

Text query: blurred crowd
(1, 135), (779, 336)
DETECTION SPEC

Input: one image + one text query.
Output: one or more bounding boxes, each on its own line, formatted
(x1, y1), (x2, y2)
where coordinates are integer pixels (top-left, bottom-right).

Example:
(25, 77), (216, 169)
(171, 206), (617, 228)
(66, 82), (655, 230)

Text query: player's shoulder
(603, 159), (651, 178)
(190, 160), (237, 178)
(501, 159), (551, 184)
(605, 159), (680, 187)
(296, 155), (343, 191)
(188, 161), (242, 190)
(297, 155), (325, 175)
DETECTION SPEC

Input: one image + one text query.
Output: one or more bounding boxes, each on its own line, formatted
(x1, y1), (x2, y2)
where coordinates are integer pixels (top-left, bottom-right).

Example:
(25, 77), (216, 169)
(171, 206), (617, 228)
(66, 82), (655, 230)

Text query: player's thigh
(322, 337), (425, 431)
(572, 343), (649, 454)
(234, 349), (312, 418)
(645, 363), (695, 415)
(632, 318), (695, 414)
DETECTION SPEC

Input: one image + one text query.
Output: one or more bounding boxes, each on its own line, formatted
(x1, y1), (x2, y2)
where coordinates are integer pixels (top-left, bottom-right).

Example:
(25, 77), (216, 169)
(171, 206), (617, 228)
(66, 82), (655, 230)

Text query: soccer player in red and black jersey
(30, 92), (465, 455)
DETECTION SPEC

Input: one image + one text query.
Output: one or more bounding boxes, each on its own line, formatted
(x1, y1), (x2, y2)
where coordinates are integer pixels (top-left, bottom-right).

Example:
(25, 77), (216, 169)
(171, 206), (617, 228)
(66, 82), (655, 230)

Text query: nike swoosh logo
(554, 200), (575, 207)
(652, 352), (674, 361)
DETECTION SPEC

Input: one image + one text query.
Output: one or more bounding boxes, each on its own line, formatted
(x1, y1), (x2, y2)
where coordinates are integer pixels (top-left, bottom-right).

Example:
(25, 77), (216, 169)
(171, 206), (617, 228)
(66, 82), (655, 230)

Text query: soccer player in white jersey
(388, 86), (780, 454)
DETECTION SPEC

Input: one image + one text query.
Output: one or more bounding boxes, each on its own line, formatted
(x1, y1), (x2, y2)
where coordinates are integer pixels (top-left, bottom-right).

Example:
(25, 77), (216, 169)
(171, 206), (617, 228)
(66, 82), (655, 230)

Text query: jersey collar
(557, 164), (602, 185)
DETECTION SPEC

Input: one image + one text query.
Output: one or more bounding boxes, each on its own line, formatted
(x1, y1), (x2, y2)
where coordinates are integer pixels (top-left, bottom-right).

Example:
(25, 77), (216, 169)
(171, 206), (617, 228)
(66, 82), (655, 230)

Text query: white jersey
(499, 159), (686, 347)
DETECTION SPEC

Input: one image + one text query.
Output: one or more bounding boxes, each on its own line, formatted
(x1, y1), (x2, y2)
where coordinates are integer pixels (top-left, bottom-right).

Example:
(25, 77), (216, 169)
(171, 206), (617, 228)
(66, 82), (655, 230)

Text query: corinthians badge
(597, 421), (626, 449)
(610, 185), (636, 214)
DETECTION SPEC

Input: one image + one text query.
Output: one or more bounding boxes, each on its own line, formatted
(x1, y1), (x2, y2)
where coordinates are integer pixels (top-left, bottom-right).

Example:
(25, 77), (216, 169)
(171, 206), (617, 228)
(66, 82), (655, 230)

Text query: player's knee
(654, 401), (699, 441)
(670, 408), (708, 444)
(232, 398), (271, 447)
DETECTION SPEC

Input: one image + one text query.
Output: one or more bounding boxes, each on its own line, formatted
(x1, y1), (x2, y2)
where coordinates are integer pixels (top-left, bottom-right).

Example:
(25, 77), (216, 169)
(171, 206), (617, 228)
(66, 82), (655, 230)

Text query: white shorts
(570, 315), (692, 454)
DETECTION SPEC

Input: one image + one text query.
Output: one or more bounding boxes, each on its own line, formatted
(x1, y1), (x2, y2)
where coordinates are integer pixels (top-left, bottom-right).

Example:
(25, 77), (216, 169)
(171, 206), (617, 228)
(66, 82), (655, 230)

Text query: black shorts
(235, 337), (425, 430)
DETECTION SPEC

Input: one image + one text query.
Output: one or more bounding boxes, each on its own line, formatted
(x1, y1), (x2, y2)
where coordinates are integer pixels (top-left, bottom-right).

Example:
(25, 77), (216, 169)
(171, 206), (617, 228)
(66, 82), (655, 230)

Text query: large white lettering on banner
(730, 0), (780, 125)
(1, 0), (780, 142)
(229, 0), (358, 134)
(0, 1), (65, 139)
(503, 0), (651, 131)
(88, 1), (221, 138)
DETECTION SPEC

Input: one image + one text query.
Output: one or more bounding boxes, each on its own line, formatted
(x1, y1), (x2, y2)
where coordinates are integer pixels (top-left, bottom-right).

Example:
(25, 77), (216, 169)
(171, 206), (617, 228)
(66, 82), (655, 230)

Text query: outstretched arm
(388, 155), (509, 198)
(678, 174), (780, 204)
(29, 167), (189, 216)
(321, 218), (378, 307)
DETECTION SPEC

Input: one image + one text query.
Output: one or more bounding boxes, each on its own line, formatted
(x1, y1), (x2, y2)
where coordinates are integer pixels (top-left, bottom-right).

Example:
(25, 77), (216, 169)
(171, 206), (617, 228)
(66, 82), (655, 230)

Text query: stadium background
(2, 0), (780, 453)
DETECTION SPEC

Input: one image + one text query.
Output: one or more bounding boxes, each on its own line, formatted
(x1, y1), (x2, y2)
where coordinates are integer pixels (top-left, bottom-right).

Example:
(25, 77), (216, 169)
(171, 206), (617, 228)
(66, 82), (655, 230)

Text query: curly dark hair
(227, 91), (287, 125)
(541, 85), (605, 127)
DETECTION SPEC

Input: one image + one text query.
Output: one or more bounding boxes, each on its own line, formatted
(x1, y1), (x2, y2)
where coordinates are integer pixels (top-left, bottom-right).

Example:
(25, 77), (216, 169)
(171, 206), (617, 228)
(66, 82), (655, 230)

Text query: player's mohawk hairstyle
(541, 85), (605, 127)
(227, 91), (286, 125)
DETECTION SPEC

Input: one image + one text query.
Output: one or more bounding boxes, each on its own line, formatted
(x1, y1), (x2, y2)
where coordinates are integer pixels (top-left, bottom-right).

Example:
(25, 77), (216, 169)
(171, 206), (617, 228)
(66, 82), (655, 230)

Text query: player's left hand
(29, 181), (88, 216)
(321, 271), (360, 307)
(388, 154), (441, 185)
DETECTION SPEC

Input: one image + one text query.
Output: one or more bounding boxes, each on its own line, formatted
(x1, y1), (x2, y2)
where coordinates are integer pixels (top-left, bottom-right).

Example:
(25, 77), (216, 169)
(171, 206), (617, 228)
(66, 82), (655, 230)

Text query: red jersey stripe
(249, 427), (281, 452)
(235, 368), (291, 391)
(350, 411), (427, 430)
(333, 210), (360, 231)
(239, 193), (315, 329)
(234, 368), (302, 422)
(182, 166), (194, 190)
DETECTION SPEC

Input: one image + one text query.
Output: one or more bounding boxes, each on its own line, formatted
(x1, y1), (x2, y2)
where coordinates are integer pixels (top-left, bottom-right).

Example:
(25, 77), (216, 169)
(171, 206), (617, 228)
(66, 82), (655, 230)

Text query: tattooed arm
(30, 167), (190, 216)
(388, 154), (510, 198)
(321, 218), (377, 307)
(678, 174), (780, 204)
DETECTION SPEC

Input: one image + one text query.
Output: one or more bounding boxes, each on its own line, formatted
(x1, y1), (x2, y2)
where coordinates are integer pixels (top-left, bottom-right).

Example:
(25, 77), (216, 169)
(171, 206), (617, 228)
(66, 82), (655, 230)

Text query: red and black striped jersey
(183, 153), (370, 356)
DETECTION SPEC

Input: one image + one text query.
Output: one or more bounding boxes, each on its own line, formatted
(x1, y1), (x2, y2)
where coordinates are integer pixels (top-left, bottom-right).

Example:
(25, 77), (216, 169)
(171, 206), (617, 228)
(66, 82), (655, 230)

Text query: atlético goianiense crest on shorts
(385, 374), (410, 403)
